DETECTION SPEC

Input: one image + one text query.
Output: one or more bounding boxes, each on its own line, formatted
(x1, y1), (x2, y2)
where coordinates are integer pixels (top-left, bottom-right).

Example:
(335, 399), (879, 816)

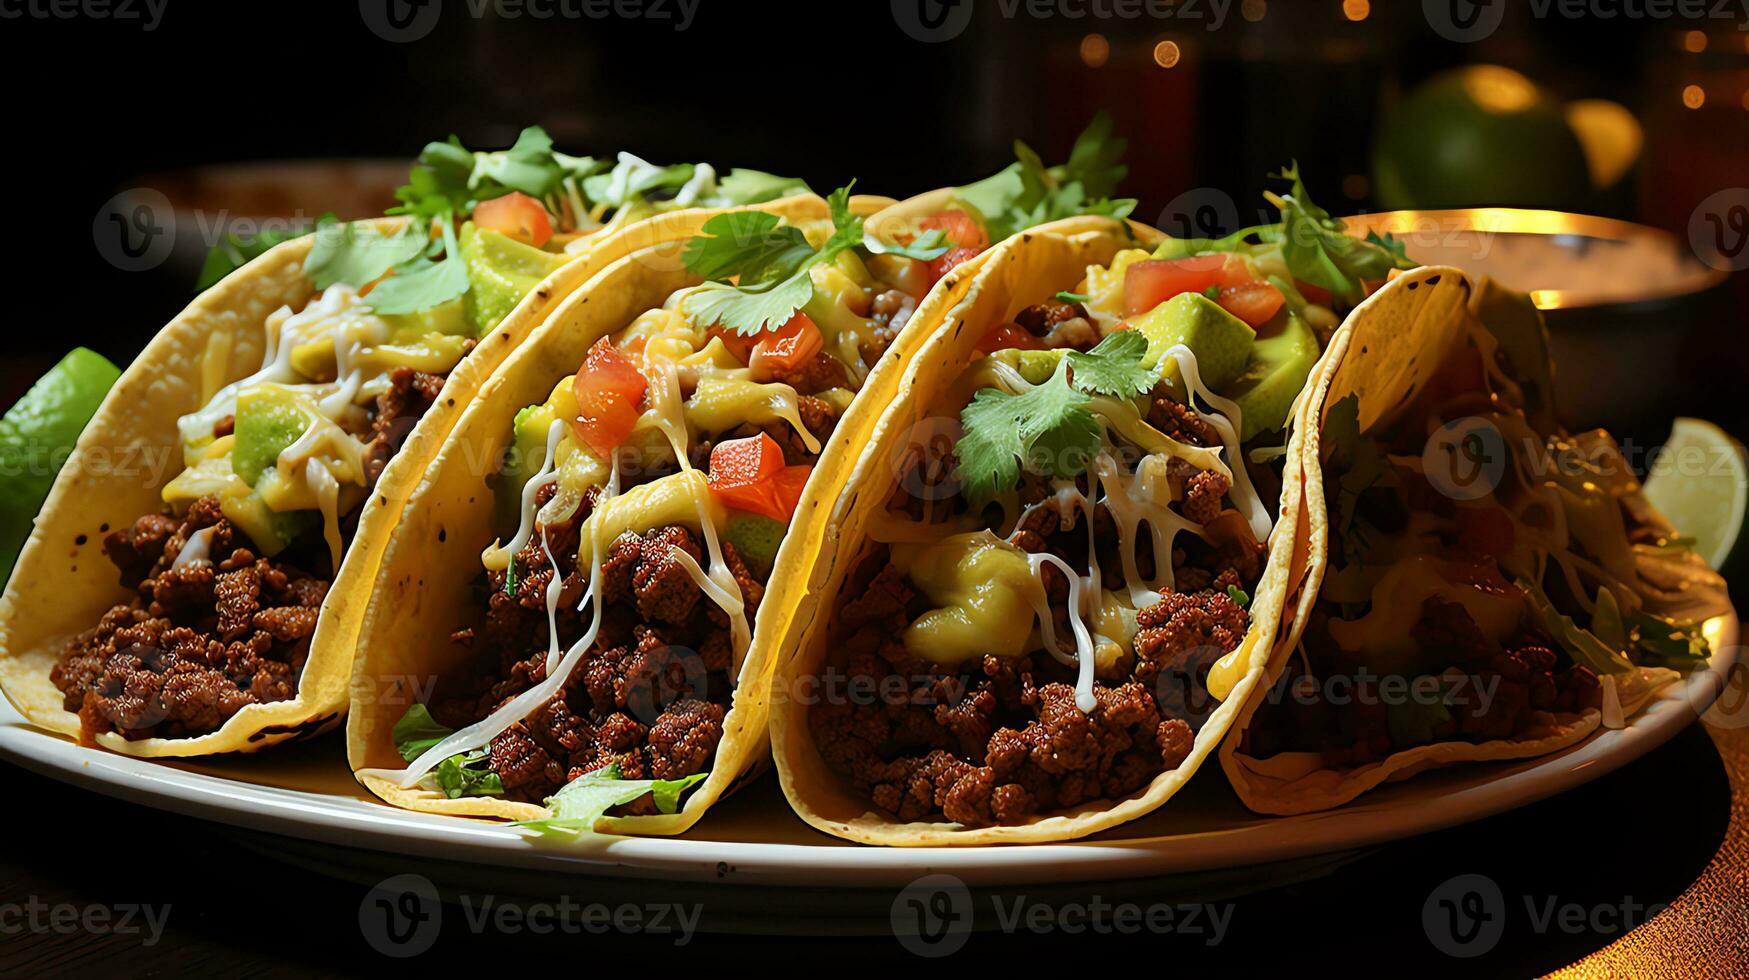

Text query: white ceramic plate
(1, 616), (1735, 889)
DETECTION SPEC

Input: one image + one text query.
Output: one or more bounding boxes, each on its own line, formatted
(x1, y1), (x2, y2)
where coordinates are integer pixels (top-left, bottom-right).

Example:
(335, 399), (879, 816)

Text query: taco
(0, 127), (823, 756)
(1218, 268), (1733, 815)
(760, 217), (1297, 844)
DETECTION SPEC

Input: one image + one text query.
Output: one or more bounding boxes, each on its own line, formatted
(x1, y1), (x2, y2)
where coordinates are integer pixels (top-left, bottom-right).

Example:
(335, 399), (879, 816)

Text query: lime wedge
(0, 348), (122, 581)
(1643, 417), (1748, 571)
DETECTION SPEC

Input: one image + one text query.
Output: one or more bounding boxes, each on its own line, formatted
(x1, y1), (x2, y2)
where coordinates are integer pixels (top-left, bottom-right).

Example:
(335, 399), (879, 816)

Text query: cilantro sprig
(955, 111), (1138, 242)
(955, 330), (1157, 503)
(1269, 162), (1413, 306)
(681, 184), (868, 335)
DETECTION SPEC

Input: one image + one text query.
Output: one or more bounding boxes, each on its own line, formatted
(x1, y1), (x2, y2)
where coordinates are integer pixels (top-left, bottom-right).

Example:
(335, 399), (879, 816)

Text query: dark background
(4, 0), (1749, 972)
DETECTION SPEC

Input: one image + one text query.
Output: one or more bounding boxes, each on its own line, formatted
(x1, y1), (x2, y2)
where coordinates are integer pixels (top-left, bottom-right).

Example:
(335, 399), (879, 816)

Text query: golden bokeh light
(1153, 39), (1181, 68)
(1343, 0), (1370, 21)
(1683, 30), (1707, 53)
(1079, 33), (1110, 68)
(1241, 0), (1266, 22)
(1684, 84), (1707, 109)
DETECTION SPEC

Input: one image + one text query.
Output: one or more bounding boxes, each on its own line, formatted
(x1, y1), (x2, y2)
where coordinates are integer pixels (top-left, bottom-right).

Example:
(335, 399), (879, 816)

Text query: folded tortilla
(769, 217), (1317, 844)
(1218, 267), (1729, 814)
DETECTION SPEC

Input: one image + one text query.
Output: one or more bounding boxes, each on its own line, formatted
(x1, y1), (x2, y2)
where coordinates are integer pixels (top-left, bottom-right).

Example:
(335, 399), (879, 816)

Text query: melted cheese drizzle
(1161, 345), (1272, 542)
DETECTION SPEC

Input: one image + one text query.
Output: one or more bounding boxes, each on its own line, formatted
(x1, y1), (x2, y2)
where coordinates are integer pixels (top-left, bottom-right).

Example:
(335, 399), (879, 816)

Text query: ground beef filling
(440, 484), (768, 811)
(811, 496), (1262, 828)
(50, 497), (331, 741)
(1240, 597), (1605, 768)
(48, 367), (446, 742)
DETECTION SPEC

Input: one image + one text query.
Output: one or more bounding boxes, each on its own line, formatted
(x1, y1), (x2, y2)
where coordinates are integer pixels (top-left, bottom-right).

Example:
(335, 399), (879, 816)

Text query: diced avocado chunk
(1230, 314), (1321, 442)
(498, 402), (557, 529)
(383, 295), (470, 340)
(722, 515), (785, 580)
(220, 493), (314, 556)
(233, 386), (315, 486)
(1132, 292), (1256, 391)
(989, 348), (1065, 385)
(460, 222), (568, 336)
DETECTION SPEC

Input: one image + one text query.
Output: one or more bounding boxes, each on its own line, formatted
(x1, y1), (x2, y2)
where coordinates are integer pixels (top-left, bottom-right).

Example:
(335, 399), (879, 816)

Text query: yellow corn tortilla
(1216, 267), (1682, 815)
(0, 194), (850, 758)
(768, 217), (1315, 845)
(346, 202), (994, 835)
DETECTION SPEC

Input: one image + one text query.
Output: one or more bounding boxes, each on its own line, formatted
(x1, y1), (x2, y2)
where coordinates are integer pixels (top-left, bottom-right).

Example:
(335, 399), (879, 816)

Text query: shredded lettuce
(516, 764), (706, 835)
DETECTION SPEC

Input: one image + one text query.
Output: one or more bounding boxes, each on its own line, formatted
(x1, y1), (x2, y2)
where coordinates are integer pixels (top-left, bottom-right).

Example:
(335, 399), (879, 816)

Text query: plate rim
(0, 615), (1734, 889)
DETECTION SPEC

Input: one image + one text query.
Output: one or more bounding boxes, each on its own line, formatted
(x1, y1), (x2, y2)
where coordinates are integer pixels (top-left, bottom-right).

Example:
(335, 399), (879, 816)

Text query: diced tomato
(1216, 279), (1286, 328)
(1295, 280), (1334, 308)
(708, 324), (756, 364)
(1455, 506), (1516, 559)
(707, 433), (799, 520)
(474, 191), (554, 248)
(771, 464), (813, 520)
(750, 312), (823, 378)
(976, 321), (1044, 354)
(570, 338), (647, 460)
(929, 246), (984, 284)
(1122, 254), (1250, 316)
(918, 210), (988, 250)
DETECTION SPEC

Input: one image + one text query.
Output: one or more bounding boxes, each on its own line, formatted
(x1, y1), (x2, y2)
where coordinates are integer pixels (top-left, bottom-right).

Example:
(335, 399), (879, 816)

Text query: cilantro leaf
(955, 111), (1137, 242)
(682, 272), (816, 337)
(681, 210), (814, 283)
(1226, 584), (1252, 609)
(1065, 329), (1160, 398)
(435, 751), (505, 799)
(362, 220), (471, 314)
(469, 126), (565, 198)
(1271, 162), (1415, 305)
(303, 221), (428, 292)
(680, 184), (864, 336)
(516, 764), (707, 835)
(391, 704), (452, 762)
(1519, 577), (1636, 674)
(1629, 611), (1711, 670)
(956, 360), (1101, 504)
(1056, 291), (1090, 304)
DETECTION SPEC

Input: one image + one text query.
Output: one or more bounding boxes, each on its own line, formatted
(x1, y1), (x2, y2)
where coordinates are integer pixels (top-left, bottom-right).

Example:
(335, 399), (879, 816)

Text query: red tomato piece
(750, 312), (824, 377)
(1216, 280), (1286, 328)
(1295, 279), (1334, 308)
(770, 464), (813, 521)
(929, 246), (984, 284)
(1123, 254), (1250, 316)
(707, 433), (790, 519)
(570, 338), (648, 460)
(918, 210), (988, 250)
(474, 191), (554, 248)
(976, 321), (1044, 354)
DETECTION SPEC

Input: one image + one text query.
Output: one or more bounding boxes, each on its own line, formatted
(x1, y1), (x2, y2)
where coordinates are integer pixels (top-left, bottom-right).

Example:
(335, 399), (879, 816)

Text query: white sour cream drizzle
(373, 356), (758, 790)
